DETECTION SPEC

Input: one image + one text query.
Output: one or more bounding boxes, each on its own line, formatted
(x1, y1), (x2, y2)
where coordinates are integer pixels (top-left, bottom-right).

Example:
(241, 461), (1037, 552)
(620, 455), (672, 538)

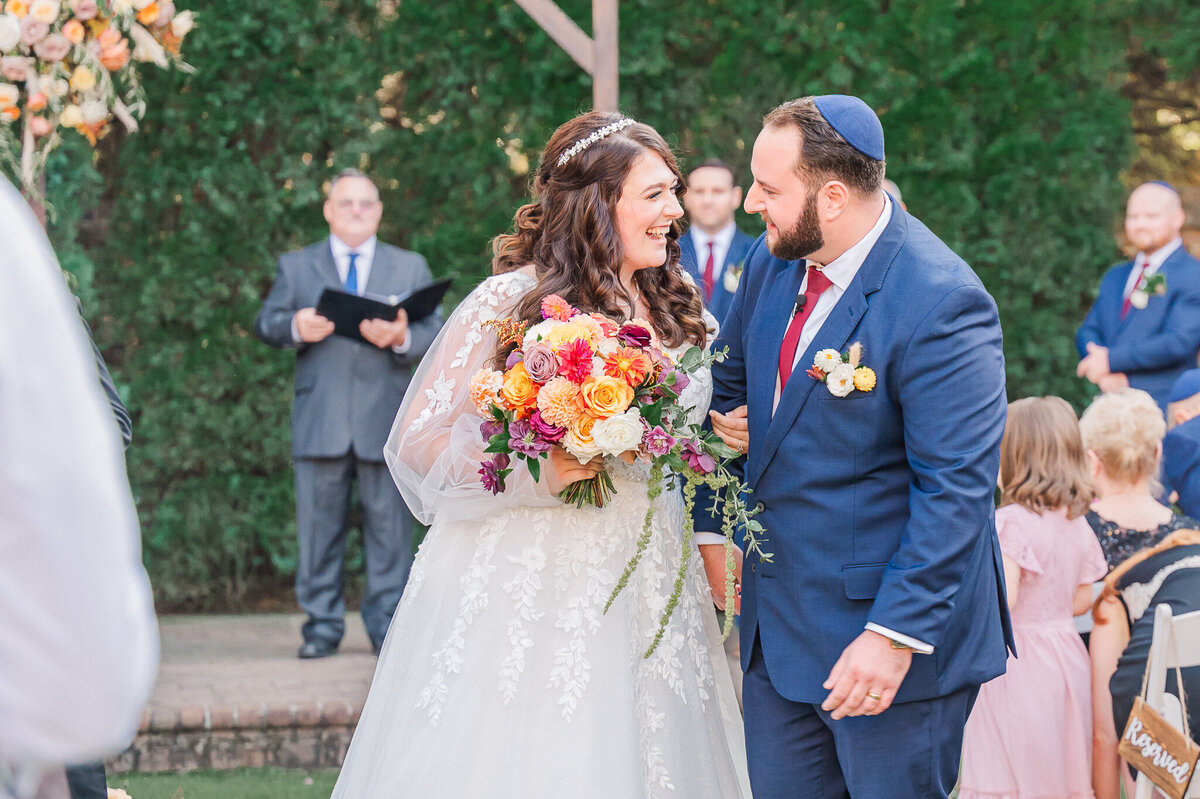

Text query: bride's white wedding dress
(331, 271), (751, 798)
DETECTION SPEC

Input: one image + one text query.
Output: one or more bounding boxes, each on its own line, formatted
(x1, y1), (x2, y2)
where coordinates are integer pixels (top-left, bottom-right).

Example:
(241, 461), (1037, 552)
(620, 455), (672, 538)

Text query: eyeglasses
(334, 199), (380, 210)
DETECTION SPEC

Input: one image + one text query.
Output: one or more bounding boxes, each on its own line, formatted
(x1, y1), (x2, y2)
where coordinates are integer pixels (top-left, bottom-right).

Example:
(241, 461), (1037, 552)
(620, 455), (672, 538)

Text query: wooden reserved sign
(1119, 696), (1200, 799)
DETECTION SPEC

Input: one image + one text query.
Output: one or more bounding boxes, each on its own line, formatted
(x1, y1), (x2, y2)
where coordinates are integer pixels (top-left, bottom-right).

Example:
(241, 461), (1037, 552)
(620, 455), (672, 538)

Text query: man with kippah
(1077, 181), (1200, 412)
(1164, 368), (1200, 520)
(696, 95), (1013, 797)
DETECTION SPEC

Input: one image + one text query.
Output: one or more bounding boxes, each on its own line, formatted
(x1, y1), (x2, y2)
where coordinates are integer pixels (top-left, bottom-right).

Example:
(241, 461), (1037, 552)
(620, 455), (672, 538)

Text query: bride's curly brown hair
(491, 111), (708, 358)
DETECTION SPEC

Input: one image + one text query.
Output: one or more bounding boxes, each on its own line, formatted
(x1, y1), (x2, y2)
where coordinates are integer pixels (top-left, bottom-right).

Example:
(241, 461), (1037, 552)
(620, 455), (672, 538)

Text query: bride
(330, 112), (751, 798)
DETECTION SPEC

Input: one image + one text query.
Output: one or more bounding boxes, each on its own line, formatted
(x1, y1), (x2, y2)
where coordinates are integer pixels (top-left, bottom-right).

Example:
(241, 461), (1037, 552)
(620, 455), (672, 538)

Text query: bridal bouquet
(0, 0), (194, 196)
(470, 294), (769, 656)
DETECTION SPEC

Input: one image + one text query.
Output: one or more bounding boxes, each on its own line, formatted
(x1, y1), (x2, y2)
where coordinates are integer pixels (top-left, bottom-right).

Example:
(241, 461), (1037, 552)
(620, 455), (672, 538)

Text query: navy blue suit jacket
(703, 208), (1013, 704)
(680, 227), (756, 324)
(1076, 246), (1200, 410)
(1165, 416), (1200, 520)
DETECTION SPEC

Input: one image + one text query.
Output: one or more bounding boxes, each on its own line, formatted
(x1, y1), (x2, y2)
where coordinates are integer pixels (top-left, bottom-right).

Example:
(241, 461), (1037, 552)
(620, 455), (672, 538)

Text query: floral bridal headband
(555, 118), (637, 168)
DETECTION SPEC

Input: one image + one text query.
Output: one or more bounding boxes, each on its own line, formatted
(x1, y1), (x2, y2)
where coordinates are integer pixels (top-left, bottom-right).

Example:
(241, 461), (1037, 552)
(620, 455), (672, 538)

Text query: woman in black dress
(1090, 529), (1200, 799)
(1079, 389), (1199, 569)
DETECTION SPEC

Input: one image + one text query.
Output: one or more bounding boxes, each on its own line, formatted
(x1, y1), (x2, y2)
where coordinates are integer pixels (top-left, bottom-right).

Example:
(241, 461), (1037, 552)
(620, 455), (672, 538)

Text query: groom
(697, 96), (1014, 797)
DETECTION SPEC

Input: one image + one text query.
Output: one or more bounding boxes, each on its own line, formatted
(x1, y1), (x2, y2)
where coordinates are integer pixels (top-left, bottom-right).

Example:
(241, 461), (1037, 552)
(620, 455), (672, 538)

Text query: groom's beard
(768, 188), (823, 261)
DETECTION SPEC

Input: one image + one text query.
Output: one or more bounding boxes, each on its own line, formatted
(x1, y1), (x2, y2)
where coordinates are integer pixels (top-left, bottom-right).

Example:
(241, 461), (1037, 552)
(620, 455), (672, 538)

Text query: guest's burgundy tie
(778, 265), (834, 391)
(1120, 260), (1150, 320)
(703, 241), (716, 302)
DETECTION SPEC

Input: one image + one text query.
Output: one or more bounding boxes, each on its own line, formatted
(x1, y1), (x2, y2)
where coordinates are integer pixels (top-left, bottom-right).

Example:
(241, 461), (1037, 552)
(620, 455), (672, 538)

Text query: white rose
(170, 9), (194, 36)
(562, 427), (603, 463)
(0, 16), (20, 53)
(814, 348), (842, 373)
(596, 337), (619, 356)
(128, 22), (167, 66)
(723, 266), (742, 294)
(130, 0), (153, 9)
(522, 319), (559, 347)
(51, 77), (68, 97)
(590, 409), (644, 457)
(29, 0), (59, 23)
(0, 82), (18, 107)
(826, 363), (856, 397)
(59, 102), (82, 126)
(590, 355), (606, 377)
(1129, 290), (1149, 310)
(79, 98), (107, 124)
(110, 0), (132, 11)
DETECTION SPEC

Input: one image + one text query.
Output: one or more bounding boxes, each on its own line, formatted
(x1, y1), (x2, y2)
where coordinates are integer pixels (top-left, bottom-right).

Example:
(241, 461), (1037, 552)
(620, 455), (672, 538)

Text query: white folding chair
(1134, 604), (1200, 799)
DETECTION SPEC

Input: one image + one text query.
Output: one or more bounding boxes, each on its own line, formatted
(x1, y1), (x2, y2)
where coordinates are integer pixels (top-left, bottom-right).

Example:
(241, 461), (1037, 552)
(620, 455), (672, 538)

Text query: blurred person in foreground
(0, 177), (158, 798)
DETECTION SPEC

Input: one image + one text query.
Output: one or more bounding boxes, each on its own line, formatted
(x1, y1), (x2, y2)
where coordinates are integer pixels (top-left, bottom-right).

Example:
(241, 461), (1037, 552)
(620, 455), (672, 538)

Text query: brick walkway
(110, 613), (376, 772)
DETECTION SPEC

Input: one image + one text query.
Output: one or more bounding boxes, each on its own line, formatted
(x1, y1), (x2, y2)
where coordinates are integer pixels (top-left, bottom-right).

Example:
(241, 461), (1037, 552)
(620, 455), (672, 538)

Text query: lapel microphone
(794, 293), (807, 317)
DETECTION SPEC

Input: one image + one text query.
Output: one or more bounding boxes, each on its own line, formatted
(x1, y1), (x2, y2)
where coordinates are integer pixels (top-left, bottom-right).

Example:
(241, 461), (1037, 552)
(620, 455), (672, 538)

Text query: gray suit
(255, 238), (442, 648)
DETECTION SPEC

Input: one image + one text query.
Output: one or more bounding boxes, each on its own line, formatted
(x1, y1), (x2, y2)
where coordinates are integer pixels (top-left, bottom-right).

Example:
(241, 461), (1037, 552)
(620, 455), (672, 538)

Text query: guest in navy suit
(697, 96), (1013, 798)
(1164, 369), (1200, 519)
(1076, 182), (1200, 411)
(680, 159), (756, 323)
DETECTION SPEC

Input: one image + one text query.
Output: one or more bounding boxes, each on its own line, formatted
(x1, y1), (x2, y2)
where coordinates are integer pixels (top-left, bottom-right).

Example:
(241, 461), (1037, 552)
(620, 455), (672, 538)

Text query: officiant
(255, 169), (443, 659)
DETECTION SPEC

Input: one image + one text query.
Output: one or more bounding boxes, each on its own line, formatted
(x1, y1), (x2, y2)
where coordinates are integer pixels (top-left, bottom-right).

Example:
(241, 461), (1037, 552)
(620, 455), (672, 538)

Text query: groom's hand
(698, 543), (742, 612)
(709, 405), (749, 454)
(821, 630), (912, 720)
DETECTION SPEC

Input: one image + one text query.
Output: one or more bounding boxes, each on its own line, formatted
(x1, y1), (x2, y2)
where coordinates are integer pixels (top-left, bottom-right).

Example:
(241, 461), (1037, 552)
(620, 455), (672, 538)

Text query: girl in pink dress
(959, 397), (1109, 799)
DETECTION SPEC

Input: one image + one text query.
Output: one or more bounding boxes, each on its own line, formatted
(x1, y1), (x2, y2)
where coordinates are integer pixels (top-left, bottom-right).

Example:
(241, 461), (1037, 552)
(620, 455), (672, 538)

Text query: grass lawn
(107, 768), (340, 799)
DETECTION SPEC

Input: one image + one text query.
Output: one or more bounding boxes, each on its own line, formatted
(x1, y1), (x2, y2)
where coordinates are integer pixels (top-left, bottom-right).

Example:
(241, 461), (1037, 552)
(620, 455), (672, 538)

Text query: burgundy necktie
(703, 241), (716, 302)
(1120, 260), (1150, 320)
(778, 265), (834, 391)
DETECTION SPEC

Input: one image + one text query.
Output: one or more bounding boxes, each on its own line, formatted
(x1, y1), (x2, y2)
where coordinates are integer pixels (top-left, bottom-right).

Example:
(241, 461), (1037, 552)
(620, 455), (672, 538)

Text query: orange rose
(579, 375), (634, 419)
(98, 36), (129, 70)
(1, 106), (19, 122)
(136, 2), (158, 25)
(499, 362), (538, 416)
(5, 0), (29, 18)
(62, 19), (85, 44)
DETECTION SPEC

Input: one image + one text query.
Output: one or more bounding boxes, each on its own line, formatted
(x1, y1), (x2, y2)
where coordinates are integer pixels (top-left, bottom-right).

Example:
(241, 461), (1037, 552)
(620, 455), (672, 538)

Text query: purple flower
(479, 453), (511, 495)
(666, 369), (690, 393)
(508, 420), (552, 457)
(617, 323), (652, 348)
(505, 350), (524, 370)
(681, 440), (716, 475)
(523, 342), (560, 383)
(642, 424), (676, 457)
(529, 410), (566, 443)
(480, 419), (505, 441)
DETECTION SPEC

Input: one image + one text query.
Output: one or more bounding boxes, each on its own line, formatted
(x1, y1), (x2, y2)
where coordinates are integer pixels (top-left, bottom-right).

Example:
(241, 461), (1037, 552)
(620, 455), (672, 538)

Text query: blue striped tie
(345, 252), (359, 294)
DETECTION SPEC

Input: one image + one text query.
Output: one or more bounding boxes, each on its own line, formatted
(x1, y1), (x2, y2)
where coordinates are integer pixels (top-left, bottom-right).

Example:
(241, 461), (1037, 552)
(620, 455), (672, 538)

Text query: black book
(316, 277), (453, 343)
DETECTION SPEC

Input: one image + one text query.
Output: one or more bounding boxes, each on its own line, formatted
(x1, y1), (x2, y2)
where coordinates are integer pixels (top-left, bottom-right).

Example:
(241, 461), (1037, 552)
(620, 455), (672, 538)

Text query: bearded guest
(1076, 181), (1200, 411)
(255, 169), (443, 659)
(680, 159), (757, 323)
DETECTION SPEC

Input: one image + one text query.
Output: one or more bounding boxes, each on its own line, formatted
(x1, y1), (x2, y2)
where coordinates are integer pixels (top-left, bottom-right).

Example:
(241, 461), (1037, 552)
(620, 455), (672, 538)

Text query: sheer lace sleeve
(384, 271), (561, 525)
(996, 507), (1042, 575)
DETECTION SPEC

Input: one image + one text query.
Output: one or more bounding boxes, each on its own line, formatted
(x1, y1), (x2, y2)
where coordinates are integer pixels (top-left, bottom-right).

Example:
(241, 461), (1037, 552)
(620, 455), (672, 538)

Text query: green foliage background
(28, 0), (1199, 608)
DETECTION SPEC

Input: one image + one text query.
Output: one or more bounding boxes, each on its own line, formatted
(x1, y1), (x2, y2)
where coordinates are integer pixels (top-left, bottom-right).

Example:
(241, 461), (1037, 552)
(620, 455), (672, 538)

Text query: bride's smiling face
(615, 151), (684, 276)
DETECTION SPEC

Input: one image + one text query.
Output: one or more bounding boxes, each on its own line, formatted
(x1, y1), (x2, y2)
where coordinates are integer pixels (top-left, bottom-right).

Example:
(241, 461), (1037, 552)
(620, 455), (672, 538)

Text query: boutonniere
(1129, 273), (1167, 310)
(722, 261), (745, 294)
(806, 342), (876, 397)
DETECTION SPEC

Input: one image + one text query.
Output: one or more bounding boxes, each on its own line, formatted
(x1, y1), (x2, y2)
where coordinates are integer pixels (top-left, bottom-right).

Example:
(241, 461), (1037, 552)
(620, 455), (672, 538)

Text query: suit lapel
(1113, 259), (1138, 335)
(315, 239), (341, 290)
(363, 244), (392, 297)
(754, 211), (907, 483)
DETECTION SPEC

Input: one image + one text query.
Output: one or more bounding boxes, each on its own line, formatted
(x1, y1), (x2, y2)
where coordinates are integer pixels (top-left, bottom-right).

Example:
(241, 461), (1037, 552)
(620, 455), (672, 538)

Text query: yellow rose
(499, 361), (538, 415)
(542, 321), (595, 349)
(69, 65), (95, 91)
(853, 366), (876, 392)
(59, 102), (83, 126)
(5, 0), (29, 18)
(579, 374), (634, 419)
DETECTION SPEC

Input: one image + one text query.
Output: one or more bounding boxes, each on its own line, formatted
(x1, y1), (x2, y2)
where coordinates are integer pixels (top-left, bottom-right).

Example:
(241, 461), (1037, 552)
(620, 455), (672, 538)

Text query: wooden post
(513, 0), (619, 111)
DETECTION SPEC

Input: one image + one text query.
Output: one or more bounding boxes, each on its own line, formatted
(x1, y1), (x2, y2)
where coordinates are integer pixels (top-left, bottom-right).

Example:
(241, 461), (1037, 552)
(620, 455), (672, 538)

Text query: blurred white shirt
(0, 179), (158, 789)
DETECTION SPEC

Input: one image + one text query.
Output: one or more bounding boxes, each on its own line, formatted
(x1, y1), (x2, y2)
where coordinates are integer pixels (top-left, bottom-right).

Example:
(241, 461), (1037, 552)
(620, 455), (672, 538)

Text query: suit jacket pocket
(843, 562), (888, 600)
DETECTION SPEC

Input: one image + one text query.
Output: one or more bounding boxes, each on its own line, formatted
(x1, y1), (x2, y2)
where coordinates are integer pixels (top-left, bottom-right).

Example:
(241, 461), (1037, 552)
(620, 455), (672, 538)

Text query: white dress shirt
(689, 220), (740, 284)
(1121, 237), (1183, 298)
(293, 234), (410, 352)
(0, 179), (159, 774)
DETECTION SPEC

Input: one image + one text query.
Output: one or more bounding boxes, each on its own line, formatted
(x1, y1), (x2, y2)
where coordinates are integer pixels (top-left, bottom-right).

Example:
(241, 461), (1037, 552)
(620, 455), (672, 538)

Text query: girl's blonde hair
(1078, 388), (1165, 487)
(1093, 529), (1200, 624)
(1000, 396), (1094, 519)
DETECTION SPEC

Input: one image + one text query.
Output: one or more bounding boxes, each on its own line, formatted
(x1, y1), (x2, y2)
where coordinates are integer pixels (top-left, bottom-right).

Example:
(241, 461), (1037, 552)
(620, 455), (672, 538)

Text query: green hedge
(28, 0), (1195, 608)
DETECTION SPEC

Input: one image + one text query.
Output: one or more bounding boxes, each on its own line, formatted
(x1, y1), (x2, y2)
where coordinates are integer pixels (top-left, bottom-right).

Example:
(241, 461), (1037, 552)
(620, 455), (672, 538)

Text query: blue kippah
(812, 95), (885, 161)
(1170, 369), (1200, 403)
(1148, 180), (1180, 195)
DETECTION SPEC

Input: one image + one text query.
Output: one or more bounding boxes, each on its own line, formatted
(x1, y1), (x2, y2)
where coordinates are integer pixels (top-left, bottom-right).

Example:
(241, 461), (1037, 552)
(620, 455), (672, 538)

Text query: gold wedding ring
(866, 692), (882, 702)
